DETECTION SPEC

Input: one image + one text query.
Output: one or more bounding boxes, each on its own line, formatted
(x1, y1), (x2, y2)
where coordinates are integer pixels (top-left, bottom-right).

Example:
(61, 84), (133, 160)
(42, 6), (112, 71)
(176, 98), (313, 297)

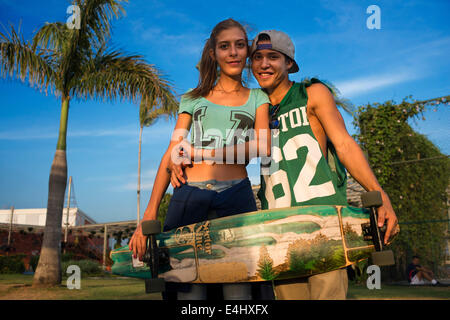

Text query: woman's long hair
(187, 18), (249, 99)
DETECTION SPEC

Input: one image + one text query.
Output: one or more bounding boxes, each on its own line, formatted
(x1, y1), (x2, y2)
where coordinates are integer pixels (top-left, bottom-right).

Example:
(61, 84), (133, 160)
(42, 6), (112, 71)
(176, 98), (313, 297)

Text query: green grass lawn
(0, 274), (448, 300)
(0, 274), (162, 300)
(347, 282), (450, 300)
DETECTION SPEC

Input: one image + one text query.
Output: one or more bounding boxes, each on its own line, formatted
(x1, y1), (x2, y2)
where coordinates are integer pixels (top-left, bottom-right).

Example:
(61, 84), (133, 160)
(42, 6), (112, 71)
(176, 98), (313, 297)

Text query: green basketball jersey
(258, 80), (348, 210)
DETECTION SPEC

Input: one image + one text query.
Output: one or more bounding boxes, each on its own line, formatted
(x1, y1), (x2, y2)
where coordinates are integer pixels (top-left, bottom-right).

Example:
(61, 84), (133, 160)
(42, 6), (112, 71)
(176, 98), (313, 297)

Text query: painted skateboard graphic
(111, 192), (395, 287)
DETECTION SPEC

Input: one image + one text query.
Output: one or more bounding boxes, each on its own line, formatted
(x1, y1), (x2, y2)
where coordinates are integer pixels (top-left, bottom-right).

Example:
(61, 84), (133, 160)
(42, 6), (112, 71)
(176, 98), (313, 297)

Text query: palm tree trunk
(137, 125), (143, 227)
(32, 97), (70, 287)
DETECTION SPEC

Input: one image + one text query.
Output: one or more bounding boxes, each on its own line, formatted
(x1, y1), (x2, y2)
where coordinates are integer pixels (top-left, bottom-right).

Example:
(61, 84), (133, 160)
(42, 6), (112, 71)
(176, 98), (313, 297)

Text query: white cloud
(0, 130), (56, 140)
(0, 126), (138, 140)
(70, 127), (137, 138)
(332, 36), (450, 98)
(130, 13), (206, 57)
(0, 123), (175, 141)
(335, 70), (419, 97)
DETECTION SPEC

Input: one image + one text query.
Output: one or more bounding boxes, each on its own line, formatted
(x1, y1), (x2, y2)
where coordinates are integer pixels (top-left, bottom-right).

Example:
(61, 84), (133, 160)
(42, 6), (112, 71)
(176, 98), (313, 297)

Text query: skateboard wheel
(145, 278), (165, 293)
(361, 191), (382, 208)
(142, 220), (161, 236)
(371, 250), (395, 266)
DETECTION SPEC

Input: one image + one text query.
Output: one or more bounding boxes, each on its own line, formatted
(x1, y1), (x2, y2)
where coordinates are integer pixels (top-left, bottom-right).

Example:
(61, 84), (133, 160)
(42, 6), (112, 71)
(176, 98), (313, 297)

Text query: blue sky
(0, 0), (449, 223)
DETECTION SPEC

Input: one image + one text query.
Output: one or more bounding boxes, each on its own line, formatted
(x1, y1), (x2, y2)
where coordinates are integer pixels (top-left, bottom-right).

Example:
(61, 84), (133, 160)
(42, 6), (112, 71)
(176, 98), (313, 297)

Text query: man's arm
(416, 265), (432, 273)
(308, 83), (398, 244)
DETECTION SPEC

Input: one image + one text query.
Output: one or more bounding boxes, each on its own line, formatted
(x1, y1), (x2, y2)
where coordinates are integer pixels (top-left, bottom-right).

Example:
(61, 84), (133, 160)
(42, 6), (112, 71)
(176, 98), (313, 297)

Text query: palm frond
(73, 47), (178, 109)
(139, 87), (179, 127)
(0, 23), (56, 94)
(32, 22), (67, 54)
(1, 1), (178, 116)
(31, 1), (128, 94)
(149, 81), (179, 117)
(80, 0), (127, 47)
(140, 103), (170, 127)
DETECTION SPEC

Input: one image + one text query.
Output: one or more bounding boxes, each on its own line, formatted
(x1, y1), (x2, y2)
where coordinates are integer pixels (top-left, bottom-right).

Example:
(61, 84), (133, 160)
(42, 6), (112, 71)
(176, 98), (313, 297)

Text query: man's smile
(256, 71), (274, 79)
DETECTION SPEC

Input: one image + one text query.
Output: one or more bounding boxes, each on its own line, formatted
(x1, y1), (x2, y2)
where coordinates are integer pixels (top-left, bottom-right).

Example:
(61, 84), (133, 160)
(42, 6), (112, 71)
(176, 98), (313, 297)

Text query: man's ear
(286, 58), (294, 71)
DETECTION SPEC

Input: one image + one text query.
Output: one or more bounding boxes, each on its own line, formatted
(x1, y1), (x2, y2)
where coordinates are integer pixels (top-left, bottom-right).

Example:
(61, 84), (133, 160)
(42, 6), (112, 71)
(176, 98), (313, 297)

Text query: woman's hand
(168, 137), (192, 187)
(168, 158), (188, 188)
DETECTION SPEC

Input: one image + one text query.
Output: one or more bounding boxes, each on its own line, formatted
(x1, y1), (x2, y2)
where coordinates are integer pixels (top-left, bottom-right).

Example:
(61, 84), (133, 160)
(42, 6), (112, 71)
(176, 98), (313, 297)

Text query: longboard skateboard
(111, 191), (396, 292)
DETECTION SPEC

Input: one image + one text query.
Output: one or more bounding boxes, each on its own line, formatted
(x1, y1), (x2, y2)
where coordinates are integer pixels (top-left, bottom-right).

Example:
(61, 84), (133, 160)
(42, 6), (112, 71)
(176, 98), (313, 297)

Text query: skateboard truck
(142, 220), (166, 293)
(361, 191), (395, 266)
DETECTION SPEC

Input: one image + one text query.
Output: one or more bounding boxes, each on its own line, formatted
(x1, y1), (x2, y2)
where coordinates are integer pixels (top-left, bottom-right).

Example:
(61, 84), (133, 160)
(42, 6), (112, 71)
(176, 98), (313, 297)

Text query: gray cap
(250, 30), (299, 73)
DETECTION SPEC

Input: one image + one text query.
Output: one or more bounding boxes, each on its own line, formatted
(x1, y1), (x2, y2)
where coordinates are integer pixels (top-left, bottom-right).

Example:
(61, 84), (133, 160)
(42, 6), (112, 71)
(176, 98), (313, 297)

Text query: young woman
(129, 18), (270, 300)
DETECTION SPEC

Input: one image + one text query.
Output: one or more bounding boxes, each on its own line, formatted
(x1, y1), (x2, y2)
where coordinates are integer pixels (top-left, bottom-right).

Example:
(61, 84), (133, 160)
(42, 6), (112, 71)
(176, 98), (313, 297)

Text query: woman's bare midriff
(184, 163), (248, 182)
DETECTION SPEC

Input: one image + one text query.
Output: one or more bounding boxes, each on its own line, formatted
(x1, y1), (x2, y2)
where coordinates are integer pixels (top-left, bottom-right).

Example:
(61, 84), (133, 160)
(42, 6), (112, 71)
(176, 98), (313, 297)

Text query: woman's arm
(129, 113), (192, 260)
(169, 103), (270, 186)
(182, 103), (271, 163)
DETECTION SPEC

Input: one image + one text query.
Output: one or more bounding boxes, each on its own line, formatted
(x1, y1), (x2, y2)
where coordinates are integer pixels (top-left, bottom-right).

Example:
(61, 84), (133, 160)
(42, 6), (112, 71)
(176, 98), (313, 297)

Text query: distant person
(406, 256), (439, 285)
(129, 18), (270, 300)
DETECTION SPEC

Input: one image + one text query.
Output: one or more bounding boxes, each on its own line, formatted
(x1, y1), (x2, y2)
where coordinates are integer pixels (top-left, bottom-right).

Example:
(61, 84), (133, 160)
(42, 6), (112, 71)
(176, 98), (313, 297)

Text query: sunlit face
(251, 40), (293, 90)
(210, 27), (248, 77)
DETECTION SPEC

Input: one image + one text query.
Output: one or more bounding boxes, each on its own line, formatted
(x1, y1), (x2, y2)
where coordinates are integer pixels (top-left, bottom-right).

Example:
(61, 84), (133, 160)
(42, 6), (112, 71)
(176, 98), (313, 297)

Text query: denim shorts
(187, 178), (244, 193)
(163, 177), (257, 232)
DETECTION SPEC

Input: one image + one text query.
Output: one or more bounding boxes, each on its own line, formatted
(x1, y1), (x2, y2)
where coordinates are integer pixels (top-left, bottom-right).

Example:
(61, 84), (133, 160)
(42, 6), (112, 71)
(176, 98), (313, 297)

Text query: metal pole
(137, 126), (143, 228)
(7, 206), (14, 246)
(64, 176), (72, 243)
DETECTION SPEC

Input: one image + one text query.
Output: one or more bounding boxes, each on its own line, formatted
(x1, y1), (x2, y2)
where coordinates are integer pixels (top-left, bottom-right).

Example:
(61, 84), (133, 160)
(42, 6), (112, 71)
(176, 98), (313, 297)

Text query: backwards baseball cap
(250, 30), (299, 73)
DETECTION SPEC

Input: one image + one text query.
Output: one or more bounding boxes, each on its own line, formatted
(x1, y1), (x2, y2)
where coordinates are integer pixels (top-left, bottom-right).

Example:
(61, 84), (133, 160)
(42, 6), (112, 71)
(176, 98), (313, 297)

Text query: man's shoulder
(305, 82), (333, 99)
(304, 82), (336, 118)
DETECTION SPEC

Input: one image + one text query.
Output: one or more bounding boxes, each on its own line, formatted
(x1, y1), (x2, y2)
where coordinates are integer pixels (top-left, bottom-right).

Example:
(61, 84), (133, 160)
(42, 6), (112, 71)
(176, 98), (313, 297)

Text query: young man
(406, 256), (438, 285)
(250, 30), (399, 300)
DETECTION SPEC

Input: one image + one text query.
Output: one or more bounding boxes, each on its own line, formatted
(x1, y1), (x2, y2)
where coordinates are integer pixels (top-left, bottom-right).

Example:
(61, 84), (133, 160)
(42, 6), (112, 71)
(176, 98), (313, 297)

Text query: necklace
(214, 82), (242, 94)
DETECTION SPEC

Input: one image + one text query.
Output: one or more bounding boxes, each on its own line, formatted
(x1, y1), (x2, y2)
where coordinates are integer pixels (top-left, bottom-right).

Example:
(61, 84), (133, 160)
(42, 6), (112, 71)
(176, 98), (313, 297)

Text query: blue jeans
(163, 177), (257, 300)
(163, 177), (257, 231)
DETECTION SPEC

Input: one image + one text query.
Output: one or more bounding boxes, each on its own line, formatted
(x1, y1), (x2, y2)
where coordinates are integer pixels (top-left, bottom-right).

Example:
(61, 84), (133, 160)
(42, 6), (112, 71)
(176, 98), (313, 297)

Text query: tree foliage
(0, 0), (178, 287)
(353, 95), (450, 278)
(157, 193), (172, 227)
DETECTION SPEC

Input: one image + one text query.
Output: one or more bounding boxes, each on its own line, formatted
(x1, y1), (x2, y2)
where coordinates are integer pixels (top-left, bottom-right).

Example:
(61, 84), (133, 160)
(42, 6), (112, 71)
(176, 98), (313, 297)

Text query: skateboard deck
(111, 205), (382, 283)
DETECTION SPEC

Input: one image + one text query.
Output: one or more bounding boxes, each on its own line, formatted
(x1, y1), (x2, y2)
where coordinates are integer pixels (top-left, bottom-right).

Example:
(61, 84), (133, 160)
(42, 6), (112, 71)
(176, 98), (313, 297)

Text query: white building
(0, 207), (96, 227)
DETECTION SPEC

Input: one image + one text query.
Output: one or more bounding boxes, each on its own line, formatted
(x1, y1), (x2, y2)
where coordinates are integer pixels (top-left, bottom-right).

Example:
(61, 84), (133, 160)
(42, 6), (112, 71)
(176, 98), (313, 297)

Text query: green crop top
(178, 88), (270, 149)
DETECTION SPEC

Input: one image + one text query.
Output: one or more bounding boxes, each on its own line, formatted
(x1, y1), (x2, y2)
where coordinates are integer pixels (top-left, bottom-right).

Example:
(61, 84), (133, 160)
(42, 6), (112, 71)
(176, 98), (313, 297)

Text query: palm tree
(0, 0), (178, 287)
(136, 93), (178, 226)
